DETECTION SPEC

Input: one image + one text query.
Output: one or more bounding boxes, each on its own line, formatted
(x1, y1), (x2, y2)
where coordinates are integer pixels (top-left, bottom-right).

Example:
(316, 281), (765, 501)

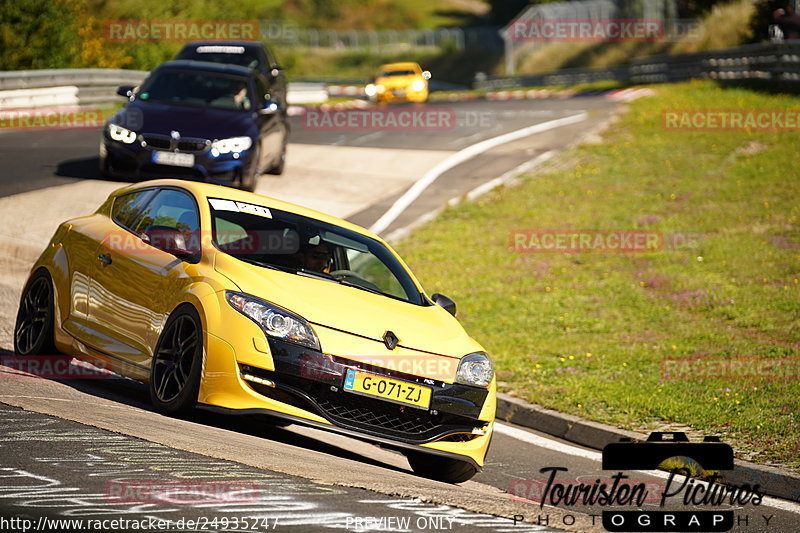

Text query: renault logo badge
(383, 331), (399, 350)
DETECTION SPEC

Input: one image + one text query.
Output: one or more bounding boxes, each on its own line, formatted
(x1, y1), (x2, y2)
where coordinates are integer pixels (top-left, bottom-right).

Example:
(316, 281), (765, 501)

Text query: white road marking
(495, 422), (601, 461)
(0, 395), (73, 402)
(496, 423), (800, 514)
(368, 113), (588, 235)
(382, 151), (556, 244)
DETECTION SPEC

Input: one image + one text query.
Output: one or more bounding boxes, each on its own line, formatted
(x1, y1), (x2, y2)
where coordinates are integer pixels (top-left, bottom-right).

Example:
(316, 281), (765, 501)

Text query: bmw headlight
(411, 80), (426, 92)
(365, 84), (377, 97)
(226, 291), (320, 350)
(108, 123), (137, 144)
(455, 352), (494, 388)
(211, 136), (252, 156)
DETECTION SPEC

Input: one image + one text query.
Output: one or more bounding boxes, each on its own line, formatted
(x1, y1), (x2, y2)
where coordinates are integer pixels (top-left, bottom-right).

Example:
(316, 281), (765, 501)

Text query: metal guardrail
(0, 69), (329, 108)
(0, 69), (148, 109)
(0, 69), (148, 91)
(475, 41), (800, 90)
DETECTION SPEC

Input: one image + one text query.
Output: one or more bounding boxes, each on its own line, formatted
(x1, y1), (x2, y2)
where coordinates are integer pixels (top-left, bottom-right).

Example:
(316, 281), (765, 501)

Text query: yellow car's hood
(214, 253), (481, 358)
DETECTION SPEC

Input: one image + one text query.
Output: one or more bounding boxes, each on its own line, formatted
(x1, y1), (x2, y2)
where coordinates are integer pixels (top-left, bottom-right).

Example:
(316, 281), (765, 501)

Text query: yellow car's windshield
(381, 70), (416, 77)
(209, 199), (425, 305)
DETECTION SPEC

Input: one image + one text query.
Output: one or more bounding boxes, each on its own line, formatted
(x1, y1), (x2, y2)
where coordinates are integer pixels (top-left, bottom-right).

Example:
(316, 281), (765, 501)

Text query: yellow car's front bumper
(374, 84), (428, 103)
(197, 291), (495, 468)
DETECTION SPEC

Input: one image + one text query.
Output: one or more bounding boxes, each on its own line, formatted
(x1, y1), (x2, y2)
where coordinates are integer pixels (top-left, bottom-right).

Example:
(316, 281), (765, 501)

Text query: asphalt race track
(1, 97), (798, 532)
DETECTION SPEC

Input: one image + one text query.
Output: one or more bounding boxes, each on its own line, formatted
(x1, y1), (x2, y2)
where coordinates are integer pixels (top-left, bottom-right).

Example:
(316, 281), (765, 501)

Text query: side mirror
(432, 293), (456, 317)
(116, 85), (135, 98)
(270, 66), (283, 78)
(421, 71), (431, 80)
(142, 226), (194, 258)
(258, 100), (280, 115)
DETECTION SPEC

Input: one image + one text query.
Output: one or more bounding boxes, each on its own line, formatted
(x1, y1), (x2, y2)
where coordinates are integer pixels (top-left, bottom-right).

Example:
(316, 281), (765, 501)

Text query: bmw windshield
(209, 199), (425, 305)
(137, 68), (253, 111)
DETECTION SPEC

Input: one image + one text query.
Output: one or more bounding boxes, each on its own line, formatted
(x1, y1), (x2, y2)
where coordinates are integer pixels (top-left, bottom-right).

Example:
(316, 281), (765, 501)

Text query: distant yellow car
(14, 179), (495, 483)
(365, 62), (431, 103)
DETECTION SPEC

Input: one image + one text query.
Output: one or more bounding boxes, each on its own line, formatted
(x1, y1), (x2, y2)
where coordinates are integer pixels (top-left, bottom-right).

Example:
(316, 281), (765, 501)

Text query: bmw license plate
(153, 151), (194, 167)
(343, 369), (431, 409)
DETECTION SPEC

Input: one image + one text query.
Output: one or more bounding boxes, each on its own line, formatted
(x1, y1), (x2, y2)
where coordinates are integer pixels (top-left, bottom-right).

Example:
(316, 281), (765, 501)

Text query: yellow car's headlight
(226, 291), (320, 350)
(455, 352), (493, 388)
(411, 80), (426, 92)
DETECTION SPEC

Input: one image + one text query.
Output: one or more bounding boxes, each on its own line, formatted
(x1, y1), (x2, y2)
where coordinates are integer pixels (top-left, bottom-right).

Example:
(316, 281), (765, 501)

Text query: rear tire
(150, 305), (203, 415)
(14, 269), (57, 355)
(405, 451), (478, 483)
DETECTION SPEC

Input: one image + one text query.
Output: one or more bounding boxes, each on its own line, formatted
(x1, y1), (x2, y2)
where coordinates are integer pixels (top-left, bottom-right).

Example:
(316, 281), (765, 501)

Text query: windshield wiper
(237, 257), (297, 274)
(297, 269), (337, 282)
(335, 278), (384, 296)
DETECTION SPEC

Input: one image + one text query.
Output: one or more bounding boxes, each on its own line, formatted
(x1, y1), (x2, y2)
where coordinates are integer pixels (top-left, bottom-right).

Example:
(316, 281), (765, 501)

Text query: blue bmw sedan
(100, 60), (288, 191)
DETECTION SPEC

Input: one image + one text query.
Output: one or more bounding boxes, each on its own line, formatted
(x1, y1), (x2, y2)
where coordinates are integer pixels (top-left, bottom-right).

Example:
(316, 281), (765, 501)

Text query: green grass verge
(395, 80), (800, 469)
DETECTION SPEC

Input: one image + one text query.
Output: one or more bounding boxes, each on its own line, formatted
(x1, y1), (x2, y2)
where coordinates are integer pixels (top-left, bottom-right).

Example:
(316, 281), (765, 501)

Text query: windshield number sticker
(208, 198), (272, 219)
(236, 202), (272, 218)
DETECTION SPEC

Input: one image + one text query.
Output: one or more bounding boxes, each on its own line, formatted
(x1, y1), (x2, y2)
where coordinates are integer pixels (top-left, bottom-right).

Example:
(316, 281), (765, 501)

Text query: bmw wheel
(266, 141), (286, 176)
(239, 147), (260, 192)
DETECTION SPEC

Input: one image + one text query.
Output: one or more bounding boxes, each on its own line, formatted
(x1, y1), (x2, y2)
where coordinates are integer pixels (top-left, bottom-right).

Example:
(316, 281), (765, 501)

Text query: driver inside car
(297, 237), (332, 273)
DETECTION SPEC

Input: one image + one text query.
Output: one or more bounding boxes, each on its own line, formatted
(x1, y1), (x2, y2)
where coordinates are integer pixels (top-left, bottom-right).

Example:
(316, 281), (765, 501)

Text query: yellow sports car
(14, 179), (495, 482)
(365, 62), (431, 104)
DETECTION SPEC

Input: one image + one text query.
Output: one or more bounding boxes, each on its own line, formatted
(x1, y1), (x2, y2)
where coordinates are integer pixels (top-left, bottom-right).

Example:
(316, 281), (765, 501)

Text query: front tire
(14, 269), (57, 355)
(150, 305), (203, 415)
(405, 451), (478, 483)
(266, 139), (287, 176)
(239, 147), (260, 192)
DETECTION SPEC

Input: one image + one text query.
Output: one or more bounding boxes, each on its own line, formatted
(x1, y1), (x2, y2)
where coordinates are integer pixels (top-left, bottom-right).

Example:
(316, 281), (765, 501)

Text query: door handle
(98, 253), (112, 266)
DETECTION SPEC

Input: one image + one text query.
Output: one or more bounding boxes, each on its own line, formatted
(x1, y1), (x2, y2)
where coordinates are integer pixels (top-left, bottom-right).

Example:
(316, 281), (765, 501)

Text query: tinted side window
(133, 189), (200, 253)
(112, 190), (156, 230)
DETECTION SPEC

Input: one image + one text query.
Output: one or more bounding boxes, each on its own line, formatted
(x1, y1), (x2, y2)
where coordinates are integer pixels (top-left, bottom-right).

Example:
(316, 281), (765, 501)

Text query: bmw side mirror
(422, 71), (431, 80)
(116, 86), (134, 98)
(432, 293), (456, 317)
(259, 100), (280, 115)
